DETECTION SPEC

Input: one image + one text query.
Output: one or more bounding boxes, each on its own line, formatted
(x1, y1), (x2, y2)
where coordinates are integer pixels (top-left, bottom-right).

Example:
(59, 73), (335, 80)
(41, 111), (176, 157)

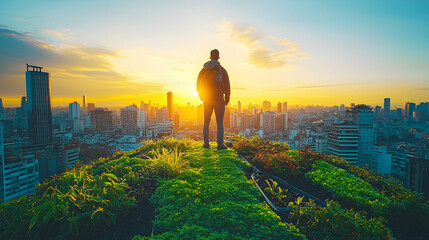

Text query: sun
(192, 91), (199, 97)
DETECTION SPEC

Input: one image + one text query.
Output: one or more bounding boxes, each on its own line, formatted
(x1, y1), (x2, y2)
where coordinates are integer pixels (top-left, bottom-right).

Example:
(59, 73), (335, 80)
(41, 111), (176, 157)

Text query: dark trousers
(203, 101), (225, 146)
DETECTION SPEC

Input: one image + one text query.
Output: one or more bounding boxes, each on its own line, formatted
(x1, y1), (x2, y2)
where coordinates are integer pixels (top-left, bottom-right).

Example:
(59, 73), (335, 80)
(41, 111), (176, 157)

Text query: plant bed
(252, 171), (325, 215)
(135, 146), (307, 239)
(85, 195), (155, 240)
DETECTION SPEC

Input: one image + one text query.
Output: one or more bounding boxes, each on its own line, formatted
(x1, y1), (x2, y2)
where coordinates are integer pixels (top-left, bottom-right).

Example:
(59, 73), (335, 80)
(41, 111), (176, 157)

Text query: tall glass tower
(26, 64), (53, 145)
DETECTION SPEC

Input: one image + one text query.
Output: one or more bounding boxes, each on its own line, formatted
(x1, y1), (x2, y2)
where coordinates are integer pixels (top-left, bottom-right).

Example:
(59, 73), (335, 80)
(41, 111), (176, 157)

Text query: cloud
(218, 21), (307, 69)
(41, 29), (74, 41)
(0, 28), (163, 98)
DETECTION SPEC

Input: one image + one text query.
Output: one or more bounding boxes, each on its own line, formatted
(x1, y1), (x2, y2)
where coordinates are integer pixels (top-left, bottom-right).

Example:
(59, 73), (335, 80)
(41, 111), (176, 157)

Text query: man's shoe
(217, 145), (227, 150)
(203, 144), (210, 148)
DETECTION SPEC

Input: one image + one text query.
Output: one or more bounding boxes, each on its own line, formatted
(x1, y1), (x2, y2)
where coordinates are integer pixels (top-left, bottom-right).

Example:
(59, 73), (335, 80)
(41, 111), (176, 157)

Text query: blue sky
(1, 0), (428, 107)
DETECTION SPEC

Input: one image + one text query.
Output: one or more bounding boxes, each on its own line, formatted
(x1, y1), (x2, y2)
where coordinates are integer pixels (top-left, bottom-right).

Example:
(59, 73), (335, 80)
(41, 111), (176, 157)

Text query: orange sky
(1, 1), (428, 109)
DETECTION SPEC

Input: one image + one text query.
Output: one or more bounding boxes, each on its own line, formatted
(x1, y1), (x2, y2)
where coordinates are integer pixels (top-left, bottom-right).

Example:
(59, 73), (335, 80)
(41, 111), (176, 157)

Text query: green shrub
(305, 161), (390, 215)
(289, 200), (394, 240)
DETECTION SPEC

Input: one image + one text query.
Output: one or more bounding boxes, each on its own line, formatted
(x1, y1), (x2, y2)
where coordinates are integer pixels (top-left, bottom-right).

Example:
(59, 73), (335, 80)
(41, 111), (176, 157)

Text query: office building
(0, 98), (5, 120)
(348, 105), (374, 167)
(260, 111), (276, 135)
(87, 103), (96, 112)
(404, 102), (416, 122)
(275, 112), (288, 133)
(1, 124), (39, 203)
(121, 106), (138, 134)
(238, 101), (241, 113)
(26, 64), (53, 145)
(139, 110), (147, 129)
(384, 98), (390, 119)
(82, 96), (87, 109)
(90, 108), (112, 132)
(327, 124), (359, 165)
(283, 102), (288, 113)
(167, 91), (173, 119)
(371, 145), (392, 174)
(262, 101), (271, 112)
(62, 144), (80, 170)
(156, 107), (169, 122)
(277, 102), (282, 113)
(69, 102), (80, 120)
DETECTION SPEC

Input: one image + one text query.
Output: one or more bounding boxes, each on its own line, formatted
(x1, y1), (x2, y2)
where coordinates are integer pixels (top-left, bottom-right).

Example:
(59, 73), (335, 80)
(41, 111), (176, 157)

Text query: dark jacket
(197, 60), (230, 104)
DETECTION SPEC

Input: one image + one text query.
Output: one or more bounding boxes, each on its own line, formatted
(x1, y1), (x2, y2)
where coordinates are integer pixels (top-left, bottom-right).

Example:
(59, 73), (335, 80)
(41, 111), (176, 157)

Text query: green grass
(134, 144), (306, 240)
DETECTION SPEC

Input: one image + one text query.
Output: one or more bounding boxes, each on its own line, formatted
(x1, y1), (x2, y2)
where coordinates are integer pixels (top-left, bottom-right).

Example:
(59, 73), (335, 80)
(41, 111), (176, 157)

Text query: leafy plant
(305, 160), (390, 215)
(264, 179), (288, 204)
(289, 200), (394, 240)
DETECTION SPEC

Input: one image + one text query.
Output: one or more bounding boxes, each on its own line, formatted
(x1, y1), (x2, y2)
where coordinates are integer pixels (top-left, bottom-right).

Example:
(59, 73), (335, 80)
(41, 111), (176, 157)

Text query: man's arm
(222, 67), (230, 105)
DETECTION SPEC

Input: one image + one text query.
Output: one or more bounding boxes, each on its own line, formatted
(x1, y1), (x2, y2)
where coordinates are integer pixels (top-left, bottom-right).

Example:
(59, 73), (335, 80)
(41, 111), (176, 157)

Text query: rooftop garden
(1, 137), (428, 239)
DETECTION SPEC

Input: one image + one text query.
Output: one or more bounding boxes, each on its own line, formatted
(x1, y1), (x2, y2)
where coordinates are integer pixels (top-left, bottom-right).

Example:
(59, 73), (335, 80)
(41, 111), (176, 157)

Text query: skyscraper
(0, 98), (5, 120)
(90, 108), (112, 132)
(277, 102), (282, 113)
(262, 101), (271, 112)
(82, 96), (87, 109)
(282, 102), (288, 113)
(384, 98), (390, 119)
(238, 101), (241, 113)
(404, 102), (416, 122)
(348, 105), (374, 167)
(26, 64), (53, 145)
(87, 103), (95, 112)
(120, 106), (138, 134)
(69, 102), (80, 120)
(167, 91), (173, 119)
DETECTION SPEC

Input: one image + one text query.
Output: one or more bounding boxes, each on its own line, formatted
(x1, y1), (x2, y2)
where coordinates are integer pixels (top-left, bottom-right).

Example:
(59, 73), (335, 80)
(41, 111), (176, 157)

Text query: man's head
(210, 49), (220, 60)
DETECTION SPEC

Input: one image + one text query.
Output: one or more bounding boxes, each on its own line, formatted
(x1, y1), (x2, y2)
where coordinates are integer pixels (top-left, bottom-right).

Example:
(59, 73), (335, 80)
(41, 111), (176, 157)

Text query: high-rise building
(139, 110), (147, 129)
(157, 107), (169, 122)
(383, 98), (390, 119)
(82, 96), (87, 109)
(404, 102), (416, 122)
(120, 106), (138, 134)
(238, 101), (241, 113)
(167, 91), (173, 119)
(260, 111), (276, 135)
(69, 102), (80, 120)
(275, 112), (288, 133)
(1, 123), (39, 203)
(0, 98), (5, 120)
(327, 124), (359, 165)
(283, 102), (288, 113)
(90, 108), (112, 132)
(26, 64), (53, 145)
(16, 97), (28, 130)
(277, 102), (282, 113)
(262, 101), (271, 112)
(371, 145), (392, 175)
(87, 103), (96, 112)
(348, 105), (374, 167)
(173, 112), (180, 129)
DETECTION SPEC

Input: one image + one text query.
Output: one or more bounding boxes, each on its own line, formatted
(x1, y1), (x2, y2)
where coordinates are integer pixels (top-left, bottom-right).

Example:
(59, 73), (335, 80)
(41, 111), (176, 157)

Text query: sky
(0, 0), (428, 108)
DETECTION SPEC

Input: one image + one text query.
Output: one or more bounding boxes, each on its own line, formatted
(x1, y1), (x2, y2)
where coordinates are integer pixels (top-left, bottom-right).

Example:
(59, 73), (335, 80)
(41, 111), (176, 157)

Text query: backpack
(199, 66), (224, 101)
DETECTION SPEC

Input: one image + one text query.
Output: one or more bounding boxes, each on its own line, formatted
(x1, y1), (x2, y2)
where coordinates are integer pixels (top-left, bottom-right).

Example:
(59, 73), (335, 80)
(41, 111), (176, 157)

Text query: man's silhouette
(197, 49), (230, 150)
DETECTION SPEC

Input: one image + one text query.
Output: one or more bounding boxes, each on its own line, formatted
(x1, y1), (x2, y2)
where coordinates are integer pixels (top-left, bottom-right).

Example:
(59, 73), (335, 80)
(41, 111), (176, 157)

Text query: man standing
(197, 49), (230, 150)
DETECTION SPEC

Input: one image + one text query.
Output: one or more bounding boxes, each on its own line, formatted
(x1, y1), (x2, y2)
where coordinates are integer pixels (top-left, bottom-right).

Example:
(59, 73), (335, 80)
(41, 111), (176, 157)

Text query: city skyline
(1, 1), (428, 107)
